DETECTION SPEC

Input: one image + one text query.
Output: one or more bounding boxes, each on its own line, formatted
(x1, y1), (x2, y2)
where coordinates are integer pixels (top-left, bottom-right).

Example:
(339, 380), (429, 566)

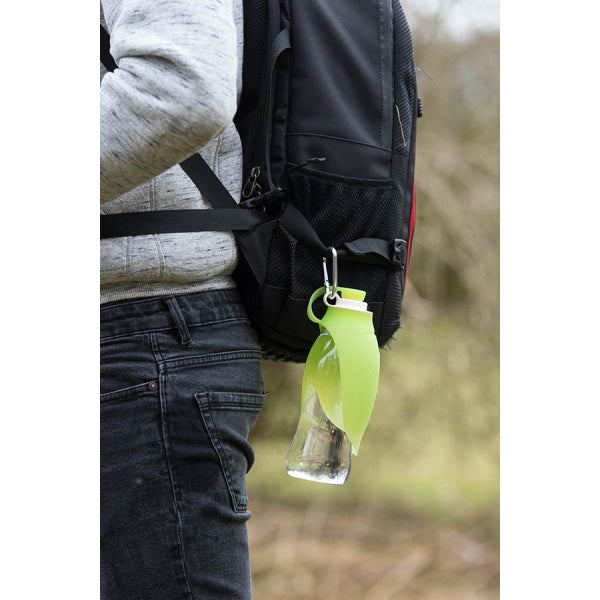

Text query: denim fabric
(101, 290), (265, 600)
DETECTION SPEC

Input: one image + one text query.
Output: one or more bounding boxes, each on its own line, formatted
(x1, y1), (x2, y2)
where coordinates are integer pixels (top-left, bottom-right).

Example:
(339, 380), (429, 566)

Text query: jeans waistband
(100, 289), (248, 341)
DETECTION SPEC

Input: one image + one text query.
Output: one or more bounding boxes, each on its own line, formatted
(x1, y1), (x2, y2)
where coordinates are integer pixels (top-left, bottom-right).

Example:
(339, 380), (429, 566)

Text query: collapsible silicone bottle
(286, 287), (380, 485)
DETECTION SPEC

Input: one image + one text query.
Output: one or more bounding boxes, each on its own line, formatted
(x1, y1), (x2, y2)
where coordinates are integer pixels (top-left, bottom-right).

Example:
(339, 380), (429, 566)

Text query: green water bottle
(286, 286), (380, 485)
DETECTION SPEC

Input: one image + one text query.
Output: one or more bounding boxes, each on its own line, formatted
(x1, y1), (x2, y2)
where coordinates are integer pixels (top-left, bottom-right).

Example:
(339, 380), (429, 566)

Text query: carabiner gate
(322, 247), (338, 303)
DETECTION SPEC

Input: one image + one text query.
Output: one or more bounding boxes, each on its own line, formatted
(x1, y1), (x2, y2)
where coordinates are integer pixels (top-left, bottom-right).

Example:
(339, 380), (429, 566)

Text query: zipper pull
(242, 166), (262, 199)
(239, 158), (326, 209)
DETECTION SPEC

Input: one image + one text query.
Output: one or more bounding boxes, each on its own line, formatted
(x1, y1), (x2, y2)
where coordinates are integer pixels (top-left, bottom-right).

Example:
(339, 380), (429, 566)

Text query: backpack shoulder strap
(100, 26), (255, 237)
(179, 154), (239, 210)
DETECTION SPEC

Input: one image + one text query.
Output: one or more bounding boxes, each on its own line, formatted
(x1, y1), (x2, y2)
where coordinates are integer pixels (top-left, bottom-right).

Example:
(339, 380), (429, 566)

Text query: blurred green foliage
(409, 19), (499, 326)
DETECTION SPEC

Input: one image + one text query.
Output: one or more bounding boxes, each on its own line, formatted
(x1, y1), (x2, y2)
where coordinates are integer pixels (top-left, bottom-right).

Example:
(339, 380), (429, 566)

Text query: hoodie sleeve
(100, 0), (238, 203)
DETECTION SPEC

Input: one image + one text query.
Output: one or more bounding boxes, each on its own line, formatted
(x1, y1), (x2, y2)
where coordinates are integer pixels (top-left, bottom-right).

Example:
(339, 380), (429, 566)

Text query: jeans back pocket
(195, 391), (266, 512)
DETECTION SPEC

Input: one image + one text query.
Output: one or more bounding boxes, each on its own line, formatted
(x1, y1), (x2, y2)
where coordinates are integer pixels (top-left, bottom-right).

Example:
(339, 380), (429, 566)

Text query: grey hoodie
(100, 0), (243, 303)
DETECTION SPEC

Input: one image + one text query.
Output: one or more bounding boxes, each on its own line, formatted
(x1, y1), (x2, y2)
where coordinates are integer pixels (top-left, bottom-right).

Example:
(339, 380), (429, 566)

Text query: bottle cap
(330, 292), (369, 313)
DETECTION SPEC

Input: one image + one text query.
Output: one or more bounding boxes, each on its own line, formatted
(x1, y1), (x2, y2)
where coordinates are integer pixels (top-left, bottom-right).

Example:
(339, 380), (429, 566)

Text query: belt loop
(164, 296), (193, 347)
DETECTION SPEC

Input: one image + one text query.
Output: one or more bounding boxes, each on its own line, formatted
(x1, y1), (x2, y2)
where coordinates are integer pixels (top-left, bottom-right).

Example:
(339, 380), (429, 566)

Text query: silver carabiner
(322, 246), (338, 302)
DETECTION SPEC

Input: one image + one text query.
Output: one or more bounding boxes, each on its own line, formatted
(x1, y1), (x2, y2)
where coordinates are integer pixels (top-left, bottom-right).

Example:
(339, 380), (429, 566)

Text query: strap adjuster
(392, 239), (407, 270)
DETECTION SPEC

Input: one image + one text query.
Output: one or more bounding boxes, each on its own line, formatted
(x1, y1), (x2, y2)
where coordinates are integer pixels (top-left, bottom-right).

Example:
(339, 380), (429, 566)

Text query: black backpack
(101, 0), (421, 362)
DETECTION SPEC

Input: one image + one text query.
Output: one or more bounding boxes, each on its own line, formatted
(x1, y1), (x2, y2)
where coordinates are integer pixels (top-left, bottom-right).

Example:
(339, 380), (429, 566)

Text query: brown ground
(248, 498), (499, 600)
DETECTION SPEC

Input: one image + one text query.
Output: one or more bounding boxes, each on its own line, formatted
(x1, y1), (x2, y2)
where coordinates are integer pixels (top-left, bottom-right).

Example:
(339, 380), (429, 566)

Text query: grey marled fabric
(100, 0), (243, 303)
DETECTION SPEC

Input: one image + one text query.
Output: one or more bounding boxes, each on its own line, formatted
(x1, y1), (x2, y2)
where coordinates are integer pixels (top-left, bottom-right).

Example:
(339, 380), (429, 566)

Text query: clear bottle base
(286, 387), (353, 485)
(286, 467), (350, 486)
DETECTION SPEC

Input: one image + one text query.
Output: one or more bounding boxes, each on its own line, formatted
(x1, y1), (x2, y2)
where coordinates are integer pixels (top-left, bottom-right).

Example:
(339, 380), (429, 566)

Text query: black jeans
(100, 290), (265, 599)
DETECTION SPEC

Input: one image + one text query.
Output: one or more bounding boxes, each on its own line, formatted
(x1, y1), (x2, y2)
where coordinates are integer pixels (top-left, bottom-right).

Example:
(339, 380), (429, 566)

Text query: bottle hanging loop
(322, 247), (338, 303)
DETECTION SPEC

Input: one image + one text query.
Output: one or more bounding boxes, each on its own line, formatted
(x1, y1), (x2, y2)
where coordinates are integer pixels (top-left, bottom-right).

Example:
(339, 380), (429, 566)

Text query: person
(100, 1), (265, 598)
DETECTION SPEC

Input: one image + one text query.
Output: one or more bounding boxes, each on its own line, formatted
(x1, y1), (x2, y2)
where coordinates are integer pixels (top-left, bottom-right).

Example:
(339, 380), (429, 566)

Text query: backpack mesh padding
(264, 168), (400, 302)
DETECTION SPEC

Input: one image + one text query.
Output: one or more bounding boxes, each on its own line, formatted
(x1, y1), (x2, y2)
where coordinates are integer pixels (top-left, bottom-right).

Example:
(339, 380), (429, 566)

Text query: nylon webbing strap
(101, 209), (270, 239)
(100, 26), (256, 238)
(179, 154), (239, 210)
(277, 203), (328, 257)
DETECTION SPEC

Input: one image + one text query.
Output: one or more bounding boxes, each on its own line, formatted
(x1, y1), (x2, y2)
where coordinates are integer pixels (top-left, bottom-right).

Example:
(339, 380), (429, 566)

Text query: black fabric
(100, 26), (117, 73)
(285, 0), (394, 178)
(263, 28), (291, 189)
(100, 209), (270, 239)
